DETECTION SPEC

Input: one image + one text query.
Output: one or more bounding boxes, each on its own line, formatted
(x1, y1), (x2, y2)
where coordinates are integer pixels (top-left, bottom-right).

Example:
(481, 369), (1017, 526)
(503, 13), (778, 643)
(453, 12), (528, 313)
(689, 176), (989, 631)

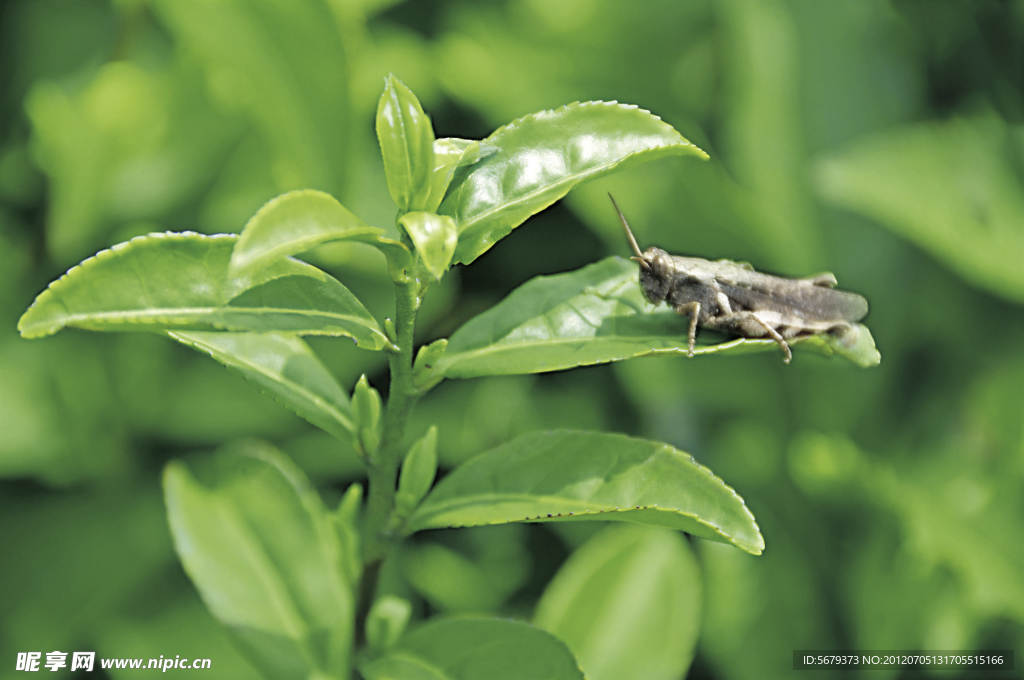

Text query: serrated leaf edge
(405, 431), (764, 555)
(450, 100), (709, 235)
(167, 331), (358, 442)
(18, 232), (237, 338)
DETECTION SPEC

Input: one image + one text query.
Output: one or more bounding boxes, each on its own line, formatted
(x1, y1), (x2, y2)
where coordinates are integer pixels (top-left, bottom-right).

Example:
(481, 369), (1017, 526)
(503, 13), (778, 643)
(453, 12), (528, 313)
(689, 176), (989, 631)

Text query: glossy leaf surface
(431, 257), (878, 380)
(18, 232), (388, 349)
(439, 101), (708, 264)
(398, 211), (458, 280)
(422, 137), (495, 213)
(359, 618), (583, 680)
(229, 190), (413, 282)
(164, 441), (354, 680)
(167, 331), (356, 444)
(534, 525), (701, 680)
(405, 430), (764, 555)
(377, 75), (435, 213)
(231, 190), (378, 270)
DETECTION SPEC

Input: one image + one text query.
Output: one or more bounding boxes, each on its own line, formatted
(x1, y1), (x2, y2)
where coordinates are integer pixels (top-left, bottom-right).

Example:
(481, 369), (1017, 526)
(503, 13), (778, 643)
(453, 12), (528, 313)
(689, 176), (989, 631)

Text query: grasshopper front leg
(675, 301), (701, 357)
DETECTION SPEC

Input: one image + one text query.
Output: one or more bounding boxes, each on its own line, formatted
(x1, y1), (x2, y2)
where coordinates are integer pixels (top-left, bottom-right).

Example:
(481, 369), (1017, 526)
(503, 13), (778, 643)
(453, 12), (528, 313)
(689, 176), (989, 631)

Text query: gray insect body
(610, 195), (868, 364)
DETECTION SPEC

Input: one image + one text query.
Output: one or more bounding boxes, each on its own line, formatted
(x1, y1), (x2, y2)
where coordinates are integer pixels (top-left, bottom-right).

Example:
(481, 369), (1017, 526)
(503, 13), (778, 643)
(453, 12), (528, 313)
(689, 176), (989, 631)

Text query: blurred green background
(2, 0), (1023, 678)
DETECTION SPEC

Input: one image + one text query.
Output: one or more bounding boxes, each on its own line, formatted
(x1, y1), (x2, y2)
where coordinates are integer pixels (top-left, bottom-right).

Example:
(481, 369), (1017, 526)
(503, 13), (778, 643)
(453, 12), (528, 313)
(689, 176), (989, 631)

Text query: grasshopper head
(638, 247), (673, 305)
(608, 193), (671, 305)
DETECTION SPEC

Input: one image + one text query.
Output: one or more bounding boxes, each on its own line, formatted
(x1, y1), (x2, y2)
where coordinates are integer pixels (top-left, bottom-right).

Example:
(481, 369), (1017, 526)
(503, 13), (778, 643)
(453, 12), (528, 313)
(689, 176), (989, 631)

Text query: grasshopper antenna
(608, 193), (649, 269)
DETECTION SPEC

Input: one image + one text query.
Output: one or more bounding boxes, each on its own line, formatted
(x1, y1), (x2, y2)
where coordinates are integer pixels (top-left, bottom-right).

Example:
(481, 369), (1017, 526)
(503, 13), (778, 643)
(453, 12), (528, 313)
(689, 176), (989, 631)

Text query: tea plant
(18, 76), (874, 679)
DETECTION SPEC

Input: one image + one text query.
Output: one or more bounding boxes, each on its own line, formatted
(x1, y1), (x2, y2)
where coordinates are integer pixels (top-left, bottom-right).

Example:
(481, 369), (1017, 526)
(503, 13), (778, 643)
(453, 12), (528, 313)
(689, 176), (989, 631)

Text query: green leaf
(365, 595), (412, 655)
(534, 525), (701, 680)
(167, 331), (356, 444)
(817, 114), (1024, 304)
(438, 101), (708, 265)
(396, 426), (439, 518)
(231, 190), (375, 265)
(422, 138), (496, 213)
(398, 212), (458, 280)
(24, 61), (237, 266)
(359, 618), (584, 680)
(401, 543), (506, 613)
(377, 75), (435, 213)
(405, 430), (764, 555)
(430, 257), (878, 379)
(150, 0), (350, 194)
(353, 375), (383, 458)
(723, 0), (824, 271)
(413, 339), (448, 391)
(18, 232), (388, 349)
(163, 441), (354, 680)
(229, 190), (413, 282)
(335, 483), (363, 587)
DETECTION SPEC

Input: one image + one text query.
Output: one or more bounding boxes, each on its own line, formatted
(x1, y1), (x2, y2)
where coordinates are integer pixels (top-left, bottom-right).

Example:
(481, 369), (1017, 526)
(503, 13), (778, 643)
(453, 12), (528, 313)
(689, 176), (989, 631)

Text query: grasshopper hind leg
(747, 315), (792, 364)
(714, 311), (793, 364)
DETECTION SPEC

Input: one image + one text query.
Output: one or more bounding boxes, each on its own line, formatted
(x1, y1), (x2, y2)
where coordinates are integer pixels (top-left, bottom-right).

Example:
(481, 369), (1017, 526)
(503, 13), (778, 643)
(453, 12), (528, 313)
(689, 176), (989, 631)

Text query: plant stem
(363, 278), (420, 564)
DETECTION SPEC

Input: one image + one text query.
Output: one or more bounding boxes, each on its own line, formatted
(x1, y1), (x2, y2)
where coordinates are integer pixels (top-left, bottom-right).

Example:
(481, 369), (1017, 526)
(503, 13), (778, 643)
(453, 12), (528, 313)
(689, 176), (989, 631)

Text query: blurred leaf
(0, 341), (79, 480)
(96, 597), (259, 680)
(698, 523), (833, 680)
(817, 114), (1024, 304)
(405, 430), (764, 555)
(430, 257), (878, 380)
(721, 0), (822, 271)
(230, 189), (413, 283)
(534, 525), (701, 680)
(788, 431), (866, 499)
(844, 530), (945, 655)
(25, 60), (237, 264)
(377, 74), (435, 212)
(365, 595), (412, 655)
(359, 618), (584, 680)
(279, 430), (364, 485)
(433, 1), (713, 128)
(133, 337), (306, 445)
(18, 232), (388, 349)
(398, 211), (457, 280)
(409, 375), (617, 470)
(0, 489), (172, 657)
(151, 0), (350, 194)
(396, 426), (438, 518)
(567, 159), (823, 276)
(871, 457), (1024, 623)
(163, 440), (354, 680)
(397, 526), (531, 617)
(439, 101), (708, 265)
(0, 333), (160, 484)
(789, 422), (1024, 628)
(401, 542), (505, 613)
(335, 483), (364, 587)
(167, 331), (356, 444)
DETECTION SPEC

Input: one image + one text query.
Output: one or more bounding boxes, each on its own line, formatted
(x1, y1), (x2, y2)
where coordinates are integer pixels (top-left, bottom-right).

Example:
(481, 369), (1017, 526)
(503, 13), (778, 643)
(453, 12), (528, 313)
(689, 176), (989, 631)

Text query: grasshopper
(610, 194), (869, 364)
